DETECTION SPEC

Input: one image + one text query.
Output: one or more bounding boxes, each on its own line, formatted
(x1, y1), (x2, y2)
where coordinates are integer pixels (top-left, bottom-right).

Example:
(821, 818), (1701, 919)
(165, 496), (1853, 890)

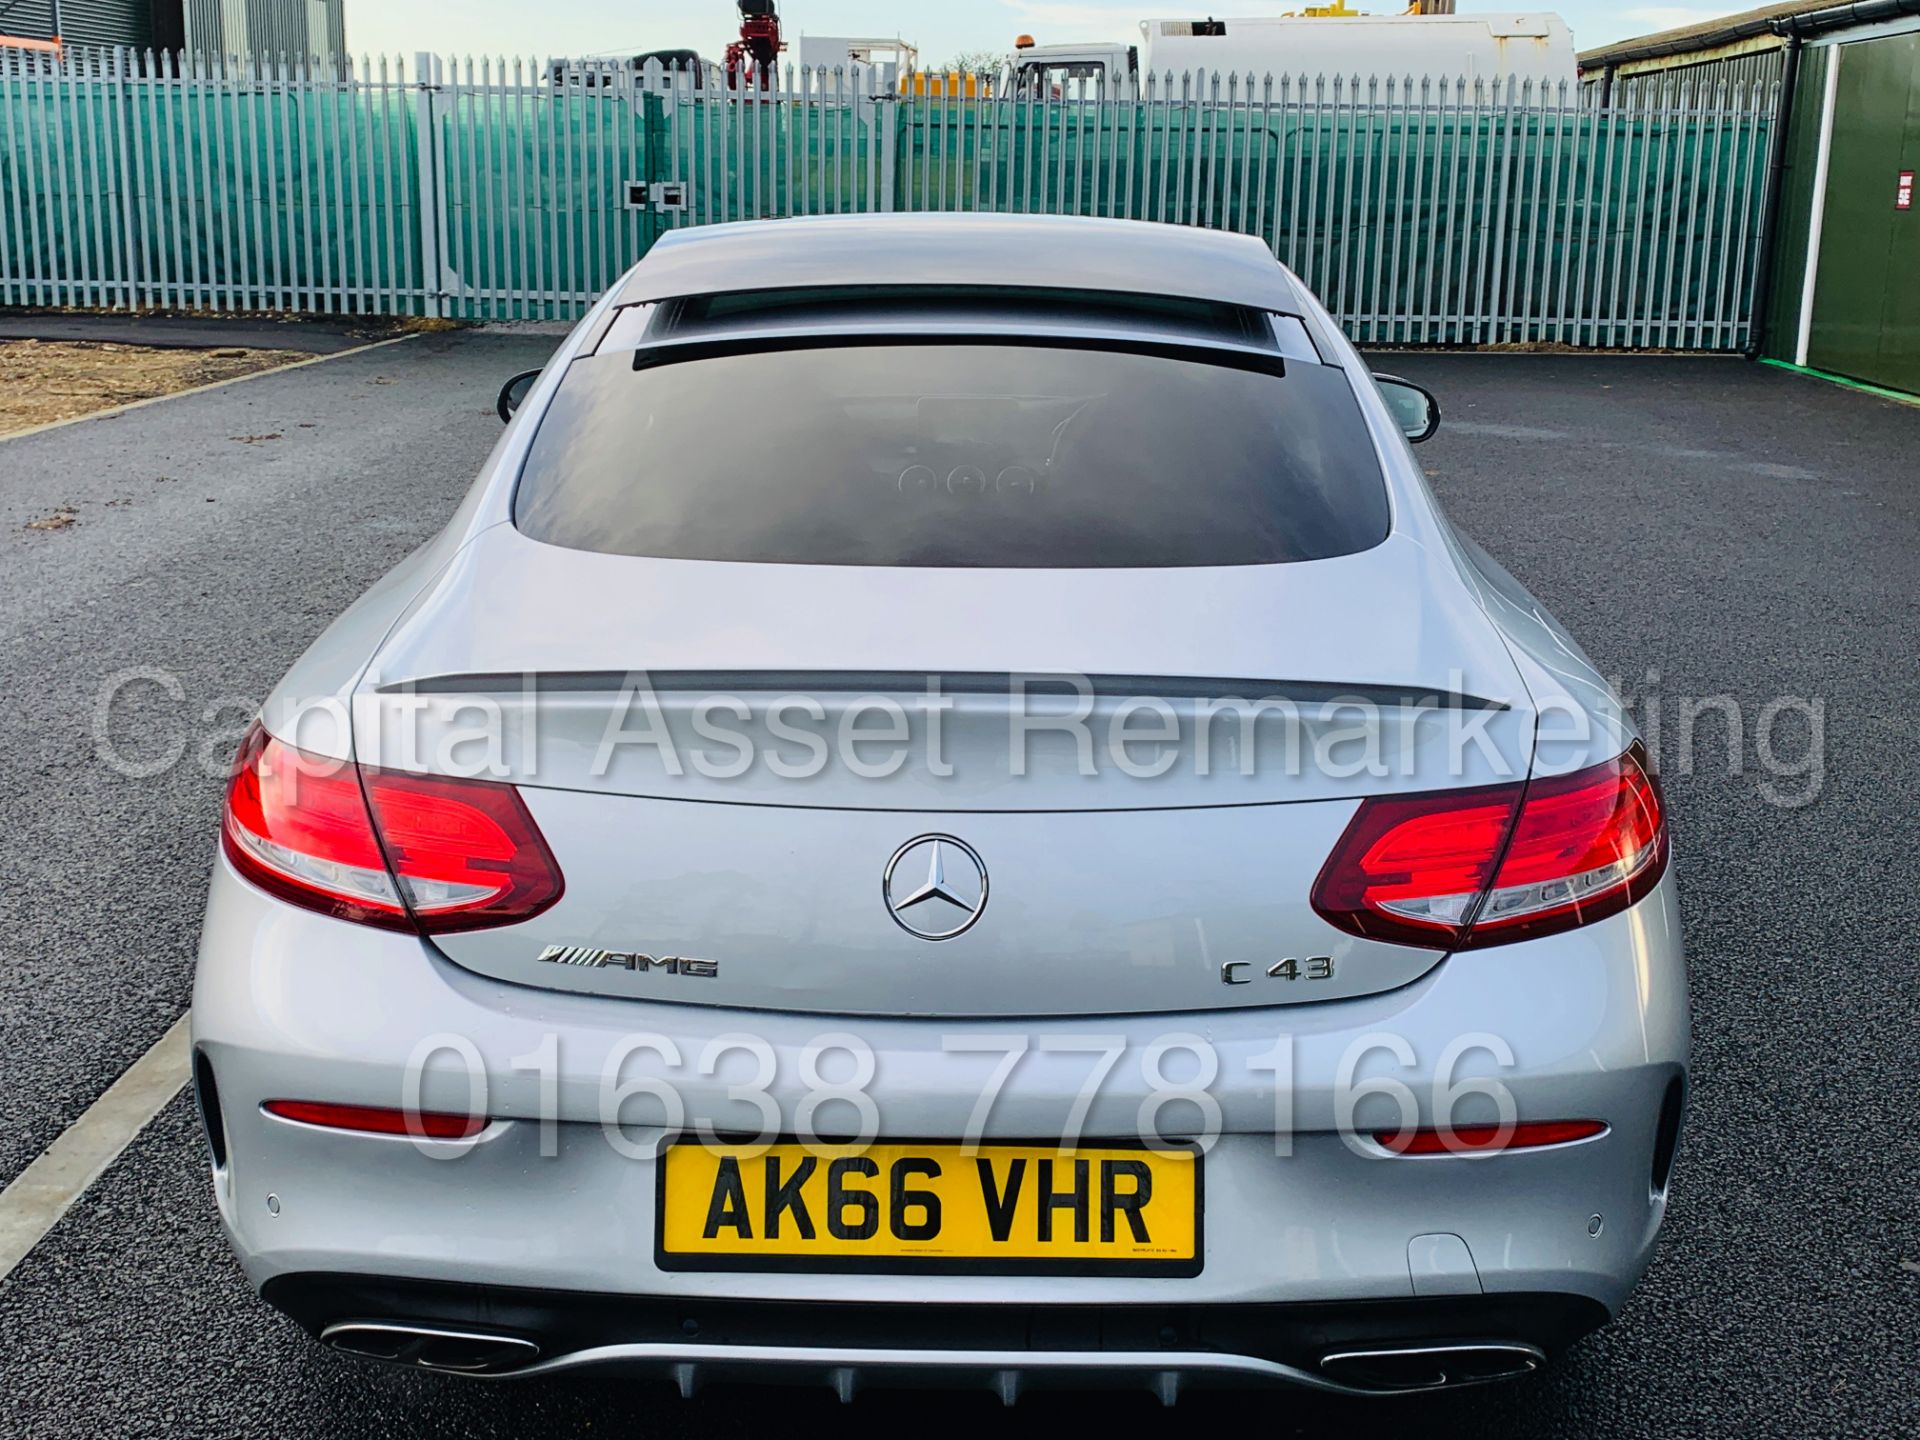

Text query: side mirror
(1373, 373), (1440, 444)
(497, 369), (542, 423)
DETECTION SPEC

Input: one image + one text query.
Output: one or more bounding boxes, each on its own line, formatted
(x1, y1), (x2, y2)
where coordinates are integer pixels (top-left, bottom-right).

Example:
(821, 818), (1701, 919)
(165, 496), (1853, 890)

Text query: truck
(1009, 10), (1578, 96)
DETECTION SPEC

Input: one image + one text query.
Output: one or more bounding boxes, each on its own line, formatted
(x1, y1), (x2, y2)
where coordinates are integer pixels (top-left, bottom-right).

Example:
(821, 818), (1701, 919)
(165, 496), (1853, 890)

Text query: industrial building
(0, 1), (346, 66)
(1579, 1), (1828, 100)
(1583, 0), (1920, 396)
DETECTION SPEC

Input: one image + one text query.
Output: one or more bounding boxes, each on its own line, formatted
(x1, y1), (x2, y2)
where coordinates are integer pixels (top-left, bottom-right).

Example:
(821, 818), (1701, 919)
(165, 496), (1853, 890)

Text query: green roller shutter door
(1806, 33), (1920, 394)
(1883, 42), (1920, 392)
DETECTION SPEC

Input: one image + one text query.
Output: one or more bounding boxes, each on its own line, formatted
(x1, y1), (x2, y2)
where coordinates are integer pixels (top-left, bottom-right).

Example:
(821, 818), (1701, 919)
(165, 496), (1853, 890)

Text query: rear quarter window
(513, 343), (1391, 568)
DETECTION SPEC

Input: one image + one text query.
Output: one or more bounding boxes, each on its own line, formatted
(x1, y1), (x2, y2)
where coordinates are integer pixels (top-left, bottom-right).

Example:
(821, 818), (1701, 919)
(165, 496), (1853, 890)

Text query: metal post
(1485, 76), (1518, 343)
(413, 51), (447, 317)
(1792, 45), (1840, 366)
(877, 91), (898, 211)
(103, 50), (135, 308)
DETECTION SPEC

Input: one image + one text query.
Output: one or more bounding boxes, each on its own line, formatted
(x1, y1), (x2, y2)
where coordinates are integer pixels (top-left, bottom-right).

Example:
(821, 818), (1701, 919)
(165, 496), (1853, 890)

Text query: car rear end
(191, 229), (1686, 1398)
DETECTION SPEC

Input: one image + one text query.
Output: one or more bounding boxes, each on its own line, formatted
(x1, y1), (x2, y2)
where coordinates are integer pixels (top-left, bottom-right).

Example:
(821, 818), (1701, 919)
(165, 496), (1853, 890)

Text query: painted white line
(0, 332), (421, 446)
(0, 1014), (192, 1280)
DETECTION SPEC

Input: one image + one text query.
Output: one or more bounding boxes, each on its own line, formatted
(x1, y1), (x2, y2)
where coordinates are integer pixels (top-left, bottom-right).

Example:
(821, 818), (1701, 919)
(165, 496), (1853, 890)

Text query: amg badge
(536, 945), (718, 979)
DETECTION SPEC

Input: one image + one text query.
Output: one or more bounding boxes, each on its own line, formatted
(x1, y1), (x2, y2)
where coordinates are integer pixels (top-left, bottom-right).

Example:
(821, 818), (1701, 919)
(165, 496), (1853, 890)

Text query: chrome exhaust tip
(1319, 1341), (1545, 1392)
(321, 1321), (540, 1375)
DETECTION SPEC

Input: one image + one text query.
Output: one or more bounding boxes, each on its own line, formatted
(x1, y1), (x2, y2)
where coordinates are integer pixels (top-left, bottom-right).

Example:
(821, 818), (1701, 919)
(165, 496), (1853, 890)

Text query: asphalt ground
(0, 342), (1915, 1436)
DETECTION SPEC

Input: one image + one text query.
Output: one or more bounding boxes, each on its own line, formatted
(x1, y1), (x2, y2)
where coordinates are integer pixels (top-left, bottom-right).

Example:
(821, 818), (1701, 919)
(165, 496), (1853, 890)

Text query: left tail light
(221, 722), (564, 934)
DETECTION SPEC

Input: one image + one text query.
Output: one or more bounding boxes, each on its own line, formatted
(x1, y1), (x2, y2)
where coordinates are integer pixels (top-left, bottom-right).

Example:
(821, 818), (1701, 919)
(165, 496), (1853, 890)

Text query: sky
(341, 3), (1741, 66)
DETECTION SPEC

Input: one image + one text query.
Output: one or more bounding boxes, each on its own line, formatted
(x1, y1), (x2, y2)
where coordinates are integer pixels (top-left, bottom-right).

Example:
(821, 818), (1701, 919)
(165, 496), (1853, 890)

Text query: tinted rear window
(513, 345), (1390, 568)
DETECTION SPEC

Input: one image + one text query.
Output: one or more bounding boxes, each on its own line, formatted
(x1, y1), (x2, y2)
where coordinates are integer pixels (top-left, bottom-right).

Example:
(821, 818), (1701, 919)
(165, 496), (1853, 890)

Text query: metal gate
(0, 49), (1779, 349)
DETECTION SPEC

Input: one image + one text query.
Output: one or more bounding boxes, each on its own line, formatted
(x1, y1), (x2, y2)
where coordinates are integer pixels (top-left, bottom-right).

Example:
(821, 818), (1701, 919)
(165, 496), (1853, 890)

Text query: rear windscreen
(513, 344), (1391, 568)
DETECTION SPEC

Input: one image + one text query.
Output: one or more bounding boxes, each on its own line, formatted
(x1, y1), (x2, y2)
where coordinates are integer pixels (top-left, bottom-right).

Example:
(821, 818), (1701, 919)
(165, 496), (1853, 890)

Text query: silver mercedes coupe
(192, 214), (1686, 1400)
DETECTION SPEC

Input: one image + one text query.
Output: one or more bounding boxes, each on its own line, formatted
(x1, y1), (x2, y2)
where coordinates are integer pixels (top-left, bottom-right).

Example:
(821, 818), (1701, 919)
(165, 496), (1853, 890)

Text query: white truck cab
(1009, 35), (1137, 96)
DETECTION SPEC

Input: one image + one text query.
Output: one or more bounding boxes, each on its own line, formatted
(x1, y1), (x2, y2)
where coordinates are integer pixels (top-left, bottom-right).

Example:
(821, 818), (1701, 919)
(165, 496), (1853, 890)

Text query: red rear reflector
(221, 722), (563, 934)
(263, 1099), (487, 1140)
(1311, 745), (1667, 949)
(1375, 1119), (1607, 1155)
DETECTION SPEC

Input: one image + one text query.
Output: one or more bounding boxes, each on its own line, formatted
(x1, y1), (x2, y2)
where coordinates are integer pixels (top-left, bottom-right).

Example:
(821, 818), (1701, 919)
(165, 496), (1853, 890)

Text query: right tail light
(1312, 745), (1668, 949)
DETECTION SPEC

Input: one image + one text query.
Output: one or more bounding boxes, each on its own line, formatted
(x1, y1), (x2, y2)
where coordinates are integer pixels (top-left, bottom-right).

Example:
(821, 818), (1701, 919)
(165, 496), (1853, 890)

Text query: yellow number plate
(657, 1141), (1201, 1275)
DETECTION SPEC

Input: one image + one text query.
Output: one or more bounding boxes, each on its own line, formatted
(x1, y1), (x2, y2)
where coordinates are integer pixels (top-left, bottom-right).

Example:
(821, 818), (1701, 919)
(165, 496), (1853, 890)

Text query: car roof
(610, 214), (1306, 315)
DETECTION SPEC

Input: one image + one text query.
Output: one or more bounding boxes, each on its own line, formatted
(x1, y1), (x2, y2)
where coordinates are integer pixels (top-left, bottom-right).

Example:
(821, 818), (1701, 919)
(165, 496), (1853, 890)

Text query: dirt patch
(391, 316), (463, 335)
(0, 339), (299, 437)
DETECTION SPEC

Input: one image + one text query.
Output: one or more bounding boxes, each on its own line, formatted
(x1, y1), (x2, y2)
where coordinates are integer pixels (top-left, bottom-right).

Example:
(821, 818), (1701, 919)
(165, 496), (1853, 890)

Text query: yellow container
(900, 70), (989, 98)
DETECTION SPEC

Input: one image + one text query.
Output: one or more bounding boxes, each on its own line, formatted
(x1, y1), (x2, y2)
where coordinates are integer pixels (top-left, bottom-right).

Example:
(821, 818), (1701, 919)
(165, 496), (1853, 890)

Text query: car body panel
(195, 855), (1685, 1310)
(341, 469), (1539, 1016)
(433, 787), (1446, 1015)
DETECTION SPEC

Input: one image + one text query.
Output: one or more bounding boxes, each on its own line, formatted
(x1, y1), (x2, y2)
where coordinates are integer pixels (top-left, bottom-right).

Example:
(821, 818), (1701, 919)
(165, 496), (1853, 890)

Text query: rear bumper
(265, 1273), (1605, 1398)
(192, 853), (1688, 1387)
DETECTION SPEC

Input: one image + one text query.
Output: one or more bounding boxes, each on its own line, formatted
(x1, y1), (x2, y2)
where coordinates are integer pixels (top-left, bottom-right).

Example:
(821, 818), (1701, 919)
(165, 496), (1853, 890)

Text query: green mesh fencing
(0, 53), (1775, 349)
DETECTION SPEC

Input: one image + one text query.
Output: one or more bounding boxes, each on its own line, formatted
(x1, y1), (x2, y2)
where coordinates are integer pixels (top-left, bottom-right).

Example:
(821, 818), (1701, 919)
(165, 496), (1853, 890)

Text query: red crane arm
(725, 0), (784, 90)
